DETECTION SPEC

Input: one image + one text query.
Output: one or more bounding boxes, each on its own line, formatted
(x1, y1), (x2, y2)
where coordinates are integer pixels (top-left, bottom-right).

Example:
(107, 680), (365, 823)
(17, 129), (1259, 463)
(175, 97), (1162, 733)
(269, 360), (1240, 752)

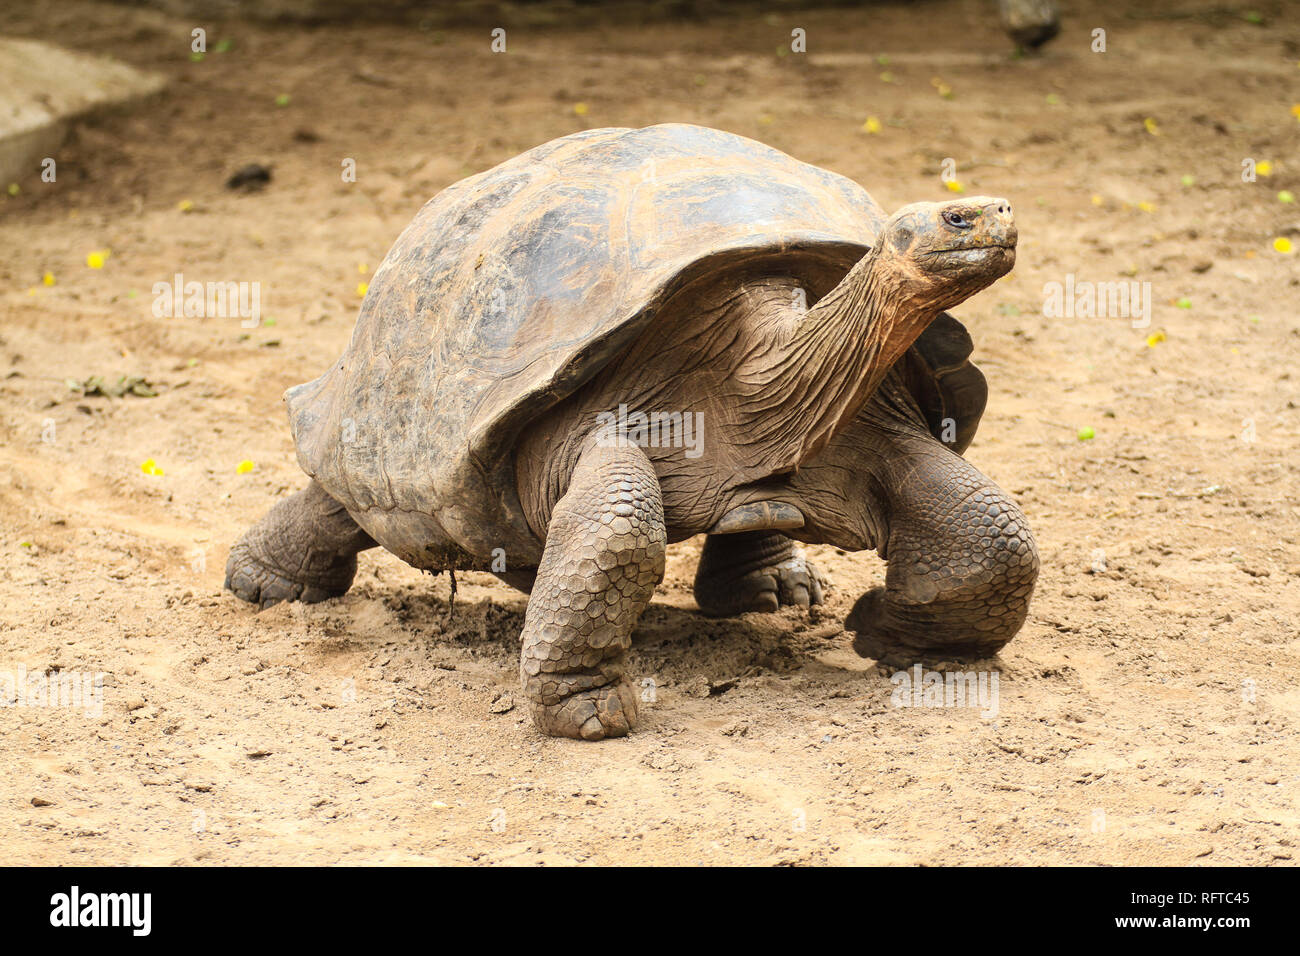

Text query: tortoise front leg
(520, 440), (666, 740)
(785, 374), (1038, 659)
(846, 437), (1039, 658)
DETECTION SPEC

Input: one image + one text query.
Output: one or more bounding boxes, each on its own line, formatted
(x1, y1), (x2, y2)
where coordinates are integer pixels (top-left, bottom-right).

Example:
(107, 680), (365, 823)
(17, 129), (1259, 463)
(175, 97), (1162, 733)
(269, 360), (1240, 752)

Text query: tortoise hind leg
(693, 531), (825, 616)
(225, 480), (376, 609)
(520, 440), (665, 740)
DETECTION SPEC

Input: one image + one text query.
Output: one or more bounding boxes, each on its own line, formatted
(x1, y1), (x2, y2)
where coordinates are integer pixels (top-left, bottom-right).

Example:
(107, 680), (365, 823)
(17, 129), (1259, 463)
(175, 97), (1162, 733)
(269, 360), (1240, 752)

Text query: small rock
(30, 796), (55, 807)
(123, 696), (146, 711)
(646, 751), (680, 772)
(682, 676), (710, 699)
(488, 693), (515, 714)
(708, 679), (738, 696)
(1000, 0), (1060, 49)
(226, 164), (272, 191)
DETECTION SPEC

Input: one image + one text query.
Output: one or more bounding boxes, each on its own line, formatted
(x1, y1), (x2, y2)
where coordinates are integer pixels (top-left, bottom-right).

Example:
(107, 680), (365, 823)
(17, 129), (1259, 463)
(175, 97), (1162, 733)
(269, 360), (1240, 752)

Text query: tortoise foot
(529, 679), (639, 741)
(224, 481), (373, 610)
(846, 587), (1010, 663)
(224, 539), (355, 610)
(695, 531), (826, 616)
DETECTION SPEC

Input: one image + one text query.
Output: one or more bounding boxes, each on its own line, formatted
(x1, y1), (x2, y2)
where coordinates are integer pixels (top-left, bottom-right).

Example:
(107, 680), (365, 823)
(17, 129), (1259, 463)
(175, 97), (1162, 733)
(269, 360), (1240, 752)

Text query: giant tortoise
(226, 123), (1039, 739)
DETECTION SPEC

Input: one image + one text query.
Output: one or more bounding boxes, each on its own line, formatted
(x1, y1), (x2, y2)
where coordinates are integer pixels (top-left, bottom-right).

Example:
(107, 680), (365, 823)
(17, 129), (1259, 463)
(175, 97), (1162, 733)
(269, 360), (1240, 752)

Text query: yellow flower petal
(1146, 331), (1166, 347)
(1256, 160), (1273, 177)
(1143, 117), (1160, 135)
(140, 458), (164, 476)
(86, 252), (105, 269)
(1274, 237), (1294, 254)
(236, 459), (255, 474)
(945, 180), (964, 193)
(573, 102), (588, 116)
(862, 116), (882, 134)
(357, 281), (369, 297)
(42, 272), (55, 286)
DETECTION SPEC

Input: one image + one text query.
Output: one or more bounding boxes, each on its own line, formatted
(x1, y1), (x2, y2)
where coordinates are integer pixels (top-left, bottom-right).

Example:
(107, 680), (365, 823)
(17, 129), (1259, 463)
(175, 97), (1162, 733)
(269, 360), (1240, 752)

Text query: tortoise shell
(285, 124), (987, 569)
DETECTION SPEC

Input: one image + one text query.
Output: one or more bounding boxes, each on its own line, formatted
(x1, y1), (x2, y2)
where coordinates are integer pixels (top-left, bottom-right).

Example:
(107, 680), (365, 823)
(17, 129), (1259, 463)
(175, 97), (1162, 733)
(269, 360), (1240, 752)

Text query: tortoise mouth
(919, 243), (1016, 281)
(926, 243), (1016, 256)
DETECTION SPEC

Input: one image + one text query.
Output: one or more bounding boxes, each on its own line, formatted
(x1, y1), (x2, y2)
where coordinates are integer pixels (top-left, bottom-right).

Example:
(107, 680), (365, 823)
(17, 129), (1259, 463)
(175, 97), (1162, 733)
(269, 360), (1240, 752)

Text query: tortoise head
(876, 197), (1017, 309)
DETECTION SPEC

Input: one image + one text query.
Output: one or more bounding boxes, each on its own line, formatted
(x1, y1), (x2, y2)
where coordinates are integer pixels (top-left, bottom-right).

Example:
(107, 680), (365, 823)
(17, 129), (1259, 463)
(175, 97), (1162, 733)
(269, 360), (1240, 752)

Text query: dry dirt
(2, 0), (1298, 866)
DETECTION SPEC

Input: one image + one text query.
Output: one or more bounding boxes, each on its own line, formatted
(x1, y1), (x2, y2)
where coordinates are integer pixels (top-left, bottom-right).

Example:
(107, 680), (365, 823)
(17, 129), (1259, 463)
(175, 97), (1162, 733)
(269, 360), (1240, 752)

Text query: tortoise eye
(942, 210), (971, 229)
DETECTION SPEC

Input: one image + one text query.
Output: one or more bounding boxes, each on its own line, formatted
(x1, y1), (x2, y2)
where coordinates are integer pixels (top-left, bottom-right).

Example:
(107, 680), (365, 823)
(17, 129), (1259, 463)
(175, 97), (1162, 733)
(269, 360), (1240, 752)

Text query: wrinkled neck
(761, 252), (940, 465)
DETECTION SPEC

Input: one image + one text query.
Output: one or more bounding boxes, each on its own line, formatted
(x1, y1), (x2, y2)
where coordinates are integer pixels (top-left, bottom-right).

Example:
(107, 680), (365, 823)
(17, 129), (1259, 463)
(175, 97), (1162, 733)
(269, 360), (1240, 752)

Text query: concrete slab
(0, 37), (167, 185)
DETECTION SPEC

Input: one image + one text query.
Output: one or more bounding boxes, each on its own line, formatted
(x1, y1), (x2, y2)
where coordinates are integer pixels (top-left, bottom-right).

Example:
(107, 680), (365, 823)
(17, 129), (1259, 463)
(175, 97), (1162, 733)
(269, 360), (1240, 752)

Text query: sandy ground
(2, 0), (1298, 865)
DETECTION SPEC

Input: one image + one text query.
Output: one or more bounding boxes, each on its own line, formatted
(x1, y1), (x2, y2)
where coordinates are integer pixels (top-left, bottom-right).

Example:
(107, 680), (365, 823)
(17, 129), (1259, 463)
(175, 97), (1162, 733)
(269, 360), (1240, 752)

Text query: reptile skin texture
(847, 437), (1039, 657)
(519, 442), (667, 740)
(224, 481), (375, 609)
(694, 531), (825, 616)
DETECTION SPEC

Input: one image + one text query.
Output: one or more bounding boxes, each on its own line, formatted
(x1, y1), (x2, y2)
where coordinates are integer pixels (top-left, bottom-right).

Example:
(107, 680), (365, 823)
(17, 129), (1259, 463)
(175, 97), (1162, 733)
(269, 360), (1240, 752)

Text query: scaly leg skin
(847, 438), (1039, 660)
(694, 531), (825, 616)
(225, 480), (375, 609)
(520, 441), (666, 740)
